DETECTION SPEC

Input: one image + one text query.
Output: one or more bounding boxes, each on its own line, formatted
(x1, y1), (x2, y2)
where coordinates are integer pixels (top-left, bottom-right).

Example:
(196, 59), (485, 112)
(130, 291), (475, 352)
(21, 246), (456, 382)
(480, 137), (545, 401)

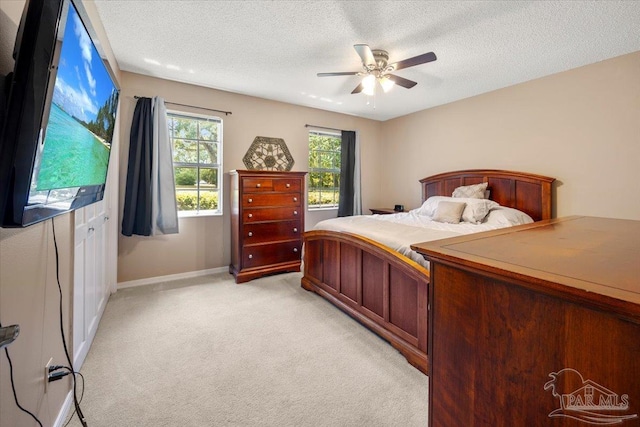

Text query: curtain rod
(134, 96), (232, 116)
(305, 124), (348, 133)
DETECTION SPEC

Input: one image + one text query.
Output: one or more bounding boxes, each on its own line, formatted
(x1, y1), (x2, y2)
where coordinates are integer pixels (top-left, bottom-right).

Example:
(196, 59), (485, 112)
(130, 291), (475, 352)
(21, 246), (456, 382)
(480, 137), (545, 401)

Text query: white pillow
(452, 182), (488, 199)
(483, 207), (534, 226)
(413, 196), (499, 224)
(412, 196), (446, 217)
(432, 201), (466, 224)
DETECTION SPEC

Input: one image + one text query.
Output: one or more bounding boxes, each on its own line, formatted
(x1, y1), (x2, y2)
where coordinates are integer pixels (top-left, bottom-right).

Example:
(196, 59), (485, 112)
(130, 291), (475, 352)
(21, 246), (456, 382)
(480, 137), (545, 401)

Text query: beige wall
(0, 1), (121, 425)
(117, 72), (384, 283)
(380, 51), (640, 220)
(119, 51), (640, 283)
(0, 221), (74, 426)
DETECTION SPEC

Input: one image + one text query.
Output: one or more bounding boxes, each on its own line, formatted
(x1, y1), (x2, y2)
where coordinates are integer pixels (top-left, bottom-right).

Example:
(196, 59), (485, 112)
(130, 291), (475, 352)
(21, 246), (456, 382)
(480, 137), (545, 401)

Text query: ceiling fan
(318, 44), (437, 95)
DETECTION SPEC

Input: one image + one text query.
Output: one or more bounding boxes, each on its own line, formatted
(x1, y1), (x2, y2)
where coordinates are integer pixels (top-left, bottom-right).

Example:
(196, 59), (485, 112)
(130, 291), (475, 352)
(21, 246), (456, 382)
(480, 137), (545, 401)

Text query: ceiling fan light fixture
(362, 74), (376, 96)
(318, 44), (436, 96)
(379, 76), (395, 93)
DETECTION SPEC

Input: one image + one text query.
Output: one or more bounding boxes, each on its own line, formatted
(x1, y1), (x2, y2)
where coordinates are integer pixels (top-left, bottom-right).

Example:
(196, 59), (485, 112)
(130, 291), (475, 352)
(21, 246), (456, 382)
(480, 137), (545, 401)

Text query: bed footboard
(301, 230), (430, 374)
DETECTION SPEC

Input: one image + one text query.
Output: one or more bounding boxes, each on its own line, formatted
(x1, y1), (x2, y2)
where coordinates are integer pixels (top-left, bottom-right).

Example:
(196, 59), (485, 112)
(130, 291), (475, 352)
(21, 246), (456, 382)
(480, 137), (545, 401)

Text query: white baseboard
(53, 390), (74, 427)
(117, 266), (229, 289)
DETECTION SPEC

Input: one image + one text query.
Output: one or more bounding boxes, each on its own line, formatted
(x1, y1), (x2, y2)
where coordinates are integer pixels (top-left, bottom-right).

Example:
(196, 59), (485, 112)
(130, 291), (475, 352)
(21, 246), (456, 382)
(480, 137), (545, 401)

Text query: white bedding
(312, 210), (519, 269)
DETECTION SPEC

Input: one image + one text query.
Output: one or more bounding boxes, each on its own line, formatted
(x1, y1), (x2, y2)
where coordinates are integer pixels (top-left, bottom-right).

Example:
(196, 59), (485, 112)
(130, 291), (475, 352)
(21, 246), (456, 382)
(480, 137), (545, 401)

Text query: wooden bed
(301, 169), (555, 374)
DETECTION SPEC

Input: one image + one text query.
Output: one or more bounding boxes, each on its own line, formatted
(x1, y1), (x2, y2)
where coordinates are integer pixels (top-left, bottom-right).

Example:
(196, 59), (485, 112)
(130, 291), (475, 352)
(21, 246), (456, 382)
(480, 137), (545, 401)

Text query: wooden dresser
(412, 216), (640, 427)
(229, 170), (307, 283)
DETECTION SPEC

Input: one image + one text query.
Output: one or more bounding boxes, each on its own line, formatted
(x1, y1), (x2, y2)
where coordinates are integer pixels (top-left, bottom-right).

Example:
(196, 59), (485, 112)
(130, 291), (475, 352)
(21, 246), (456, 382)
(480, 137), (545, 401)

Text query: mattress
(313, 210), (517, 269)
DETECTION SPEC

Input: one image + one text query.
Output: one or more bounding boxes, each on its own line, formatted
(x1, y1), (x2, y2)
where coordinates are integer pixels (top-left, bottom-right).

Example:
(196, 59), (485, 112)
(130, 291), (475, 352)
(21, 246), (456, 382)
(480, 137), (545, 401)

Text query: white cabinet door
(73, 200), (110, 369)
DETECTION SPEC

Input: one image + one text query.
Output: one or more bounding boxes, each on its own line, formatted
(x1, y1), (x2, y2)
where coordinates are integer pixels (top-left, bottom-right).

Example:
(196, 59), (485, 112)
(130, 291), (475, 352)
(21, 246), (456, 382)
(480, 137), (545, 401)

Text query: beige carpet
(67, 272), (428, 426)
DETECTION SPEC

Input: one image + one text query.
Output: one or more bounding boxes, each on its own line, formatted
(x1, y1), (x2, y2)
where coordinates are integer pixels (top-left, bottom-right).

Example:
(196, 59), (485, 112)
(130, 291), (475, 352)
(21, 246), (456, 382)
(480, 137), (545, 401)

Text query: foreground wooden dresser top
(412, 216), (640, 427)
(413, 216), (640, 318)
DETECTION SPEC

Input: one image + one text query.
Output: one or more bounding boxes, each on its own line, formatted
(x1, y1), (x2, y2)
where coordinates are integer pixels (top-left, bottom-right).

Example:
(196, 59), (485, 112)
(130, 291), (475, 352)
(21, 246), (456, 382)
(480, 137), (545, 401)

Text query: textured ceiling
(93, 1), (640, 121)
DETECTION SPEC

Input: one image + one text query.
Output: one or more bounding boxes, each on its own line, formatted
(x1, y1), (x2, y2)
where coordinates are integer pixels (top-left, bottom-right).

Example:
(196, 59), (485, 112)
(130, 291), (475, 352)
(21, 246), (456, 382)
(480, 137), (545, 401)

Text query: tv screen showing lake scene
(31, 1), (119, 194)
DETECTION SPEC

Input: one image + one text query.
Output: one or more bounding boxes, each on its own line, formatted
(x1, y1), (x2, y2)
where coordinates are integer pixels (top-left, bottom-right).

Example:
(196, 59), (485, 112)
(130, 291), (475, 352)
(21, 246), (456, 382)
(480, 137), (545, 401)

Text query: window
(169, 112), (223, 216)
(308, 131), (341, 209)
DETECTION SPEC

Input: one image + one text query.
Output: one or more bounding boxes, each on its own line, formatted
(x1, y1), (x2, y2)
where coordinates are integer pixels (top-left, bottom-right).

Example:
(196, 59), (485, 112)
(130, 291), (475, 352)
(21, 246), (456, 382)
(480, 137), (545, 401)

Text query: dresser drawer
(243, 207), (301, 223)
(243, 221), (301, 244)
(242, 177), (301, 193)
(243, 193), (301, 208)
(243, 240), (301, 268)
(242, 178), (274, 192)
(273, 179), (301, 192)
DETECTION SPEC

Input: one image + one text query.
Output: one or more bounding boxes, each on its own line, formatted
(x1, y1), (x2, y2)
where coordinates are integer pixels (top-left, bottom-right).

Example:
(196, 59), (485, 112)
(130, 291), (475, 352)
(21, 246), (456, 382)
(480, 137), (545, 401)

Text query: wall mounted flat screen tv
(0, 0), (120, 227)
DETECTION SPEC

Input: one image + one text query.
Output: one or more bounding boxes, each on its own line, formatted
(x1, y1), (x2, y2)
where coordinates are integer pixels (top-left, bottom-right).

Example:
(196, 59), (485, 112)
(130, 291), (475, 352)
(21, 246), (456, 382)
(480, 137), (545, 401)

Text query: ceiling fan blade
(387, 74), (418, 89)
(390, 52), (437, 71)
(317, 71), (360, 77)
(351, 83), (364, 94)
(354, 44), (375, 67)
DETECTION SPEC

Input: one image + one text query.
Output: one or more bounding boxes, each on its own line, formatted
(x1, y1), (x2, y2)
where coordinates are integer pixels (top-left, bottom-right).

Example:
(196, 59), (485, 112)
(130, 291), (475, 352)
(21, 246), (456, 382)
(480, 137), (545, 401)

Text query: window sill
(178, 210), (223, 218)
(308, 206), (338, 212)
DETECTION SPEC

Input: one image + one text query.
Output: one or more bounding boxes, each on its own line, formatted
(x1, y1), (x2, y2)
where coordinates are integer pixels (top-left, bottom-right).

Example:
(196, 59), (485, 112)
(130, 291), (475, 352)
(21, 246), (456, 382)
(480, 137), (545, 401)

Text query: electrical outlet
(44, 357), (53, 393)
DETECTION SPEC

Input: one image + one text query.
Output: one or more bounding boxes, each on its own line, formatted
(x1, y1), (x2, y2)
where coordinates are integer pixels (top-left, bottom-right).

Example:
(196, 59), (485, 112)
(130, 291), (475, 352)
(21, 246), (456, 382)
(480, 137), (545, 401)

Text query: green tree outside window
(169, 113), (222, 213)
(308, 132), (341, 208)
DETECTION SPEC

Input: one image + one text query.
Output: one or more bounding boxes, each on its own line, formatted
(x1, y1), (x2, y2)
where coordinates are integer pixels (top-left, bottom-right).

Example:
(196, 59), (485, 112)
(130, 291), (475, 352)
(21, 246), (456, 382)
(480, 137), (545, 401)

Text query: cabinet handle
(248, 254), (253, 259)
(248, 198), (253, 203)
(293, 197), (298, 202)
(256, 183), (261, 188)
(293, 228), (298, 233)
(248, 232), (253, 237)
(293, 248), (298, 253)
(293, 210), (298, 215)
(248, 214), (253, 218)
(286, 183), (291, 188)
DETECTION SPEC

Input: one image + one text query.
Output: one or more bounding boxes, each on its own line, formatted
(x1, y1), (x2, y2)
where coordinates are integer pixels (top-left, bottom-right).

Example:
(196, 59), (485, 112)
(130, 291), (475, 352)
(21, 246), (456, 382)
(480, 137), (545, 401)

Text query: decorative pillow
(414, 196), (499, 224)
(432, 201), (466, 224)
(452, 182), (488, 199)
(411, 196), (446, 217)
(483, 207), (534, 226)
(460, 198), (499, 223)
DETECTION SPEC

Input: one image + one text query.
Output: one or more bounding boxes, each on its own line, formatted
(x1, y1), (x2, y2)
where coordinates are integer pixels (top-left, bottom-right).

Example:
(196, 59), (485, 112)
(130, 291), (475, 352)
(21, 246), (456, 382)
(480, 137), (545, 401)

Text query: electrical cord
(48, 369), (72, 382)
(0, 321), (44, 427)
(52, 218), (88, 427)
(48, 365), (86, 427)
(63, 370), (85, 427)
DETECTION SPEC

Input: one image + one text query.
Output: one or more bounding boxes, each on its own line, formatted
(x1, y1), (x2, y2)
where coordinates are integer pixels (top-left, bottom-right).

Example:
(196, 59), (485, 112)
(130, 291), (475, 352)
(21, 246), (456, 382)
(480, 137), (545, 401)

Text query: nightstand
(370, 208), (402, 215)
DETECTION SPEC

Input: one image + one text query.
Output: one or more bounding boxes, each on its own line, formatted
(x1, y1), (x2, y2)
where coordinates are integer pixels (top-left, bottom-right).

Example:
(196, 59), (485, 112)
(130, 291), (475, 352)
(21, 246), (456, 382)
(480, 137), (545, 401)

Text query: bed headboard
(419, 169), (555, 221)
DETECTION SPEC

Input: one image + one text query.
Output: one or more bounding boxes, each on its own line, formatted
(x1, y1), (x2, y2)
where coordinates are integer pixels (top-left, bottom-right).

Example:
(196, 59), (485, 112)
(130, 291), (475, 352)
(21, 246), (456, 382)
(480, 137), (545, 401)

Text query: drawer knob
(248, 232), (253, 237)
(293, 248), (298, 253)
(248, 198), (253, 203)
(256, 183), (261, 188)
(293, 197), (298, 202)
(248, 214), (253, 218)
(286, 183), (291, 188)
(293, 228), (298, 233)
(248, 254), (253, 259)
(293, 210), (298, 215)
